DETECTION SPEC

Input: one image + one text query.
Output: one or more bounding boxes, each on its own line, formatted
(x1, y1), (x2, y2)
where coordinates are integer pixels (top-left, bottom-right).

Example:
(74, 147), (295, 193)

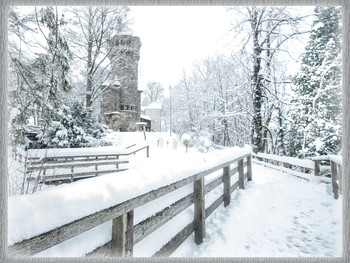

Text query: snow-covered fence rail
(8, 152), (252, 257)
(253, 153), (342, 199)
(311, 155), (342, 199)
(253, 152), (315, 171)
(25, 144), (150, 189)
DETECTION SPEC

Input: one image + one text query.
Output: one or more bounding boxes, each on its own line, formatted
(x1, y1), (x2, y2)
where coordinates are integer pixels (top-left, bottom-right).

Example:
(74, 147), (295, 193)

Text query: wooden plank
(247, 155), (252, 181)
(205, 176), (223, 194)
(193, 178), (205, 245)
(9, 154), (249, 256)
(238, 159), (244, 190)
(89, 167), (244, 256)
(338, 164), (342, 194)
(206, 194), (224, 218)
(223, 165), (231, 207)
(27, 160), (129, 171)
(230, 181), (239, 193)
(88, 166), (246, 257)
(152, 222), (194, 257)
(9, 170), (201, 256)
(111, 214), (126, 257)
(111, 211), (133, 257)
(153, 191), (231, 257)
(133, 193), (193, 245)
(314, 160), (320, 176)
(330, 161), (339, 199)
(87, 193), (194, 256)
(125, 144), (136, 149)
(28, 144), (149, 165)
(28, 169), (129, 182)
(252, 153), (314, 170)
(126, 211), (134, 257)
(203, 166), (238, 193)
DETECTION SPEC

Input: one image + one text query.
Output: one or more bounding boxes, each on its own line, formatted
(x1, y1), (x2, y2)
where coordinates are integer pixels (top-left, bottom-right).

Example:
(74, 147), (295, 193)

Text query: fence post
(247, 155), (252, 181)
(223, 165), (231, 207)
(111, 210), (134, 257)
(330, 161), (339, 200)
(338, 164), (342, 194)
(238, 159), (245, 189)
(314, 160), (320, 176)
(70, 166), (74, 182)
(193, 177), (205, 245)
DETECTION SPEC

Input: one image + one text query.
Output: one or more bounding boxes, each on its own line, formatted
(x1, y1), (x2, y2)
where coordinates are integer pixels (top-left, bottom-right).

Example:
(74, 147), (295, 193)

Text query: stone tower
(99, 35), (142, 131)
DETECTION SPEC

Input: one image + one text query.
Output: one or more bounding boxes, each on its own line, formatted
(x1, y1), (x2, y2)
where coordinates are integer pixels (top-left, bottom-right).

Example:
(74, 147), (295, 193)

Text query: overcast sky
(129, 6), (233, 92)
(128, 6), (316, 94)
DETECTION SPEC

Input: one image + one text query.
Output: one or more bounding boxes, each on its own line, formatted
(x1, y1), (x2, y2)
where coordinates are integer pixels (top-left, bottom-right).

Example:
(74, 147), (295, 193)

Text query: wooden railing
(24, 145), (149, 191)
(253, 153), (342, 199)
(311, 155), (342, 199)
(8, 152), (252, 257)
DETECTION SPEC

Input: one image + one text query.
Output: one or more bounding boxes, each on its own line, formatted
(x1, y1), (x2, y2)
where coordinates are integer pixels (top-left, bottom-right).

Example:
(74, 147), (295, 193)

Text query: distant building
(140, 114), (151, 132)
(99, 35), (142, 131)
(144, 102), (162, 132)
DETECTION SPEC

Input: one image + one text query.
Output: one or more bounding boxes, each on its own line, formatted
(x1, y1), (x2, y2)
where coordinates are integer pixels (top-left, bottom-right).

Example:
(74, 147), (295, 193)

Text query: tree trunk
(86, 7), (93, 107)
(251, 8), (263, 153)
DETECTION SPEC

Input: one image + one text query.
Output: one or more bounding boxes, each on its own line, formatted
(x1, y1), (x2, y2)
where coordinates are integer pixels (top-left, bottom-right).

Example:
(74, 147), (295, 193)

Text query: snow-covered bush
(181, 133), (191, 152)
(39, 101), (106, 148)
(199, 136), (212, 152)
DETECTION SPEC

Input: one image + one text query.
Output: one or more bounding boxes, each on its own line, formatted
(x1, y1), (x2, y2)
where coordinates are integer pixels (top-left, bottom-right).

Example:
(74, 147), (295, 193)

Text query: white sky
(128, 6), (233, 92)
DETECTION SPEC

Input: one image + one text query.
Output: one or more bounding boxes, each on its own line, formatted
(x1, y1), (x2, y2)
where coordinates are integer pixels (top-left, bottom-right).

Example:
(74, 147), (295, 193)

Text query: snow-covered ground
(7, 132), (342, 257)
(173, 164), (342, 257)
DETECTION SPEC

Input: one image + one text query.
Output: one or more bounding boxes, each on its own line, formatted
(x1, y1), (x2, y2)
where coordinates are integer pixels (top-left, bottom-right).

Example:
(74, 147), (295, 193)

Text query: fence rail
(8, 152), (252, 257)
(253, 153), (342, 199)
(24, 145), (149, 190)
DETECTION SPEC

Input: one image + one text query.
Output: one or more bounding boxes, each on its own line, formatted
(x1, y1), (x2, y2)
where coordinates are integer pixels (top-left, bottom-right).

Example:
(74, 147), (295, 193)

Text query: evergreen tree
(34, 6), (73, 128)
(8, 7), (73, 150)
(39, 101), (106, 148)
(292, 7), (342, 157)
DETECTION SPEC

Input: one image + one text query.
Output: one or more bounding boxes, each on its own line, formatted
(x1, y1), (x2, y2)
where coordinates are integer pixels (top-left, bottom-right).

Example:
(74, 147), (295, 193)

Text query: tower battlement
(109, 35), (141, 56)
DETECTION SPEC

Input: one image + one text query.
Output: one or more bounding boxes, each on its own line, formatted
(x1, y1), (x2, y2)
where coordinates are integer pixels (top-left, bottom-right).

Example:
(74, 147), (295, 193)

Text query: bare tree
(65, 6), (131, 107)
(229, 6), (309, 153)
(141, 81), (164, 106)
(170, 55), (251, 147)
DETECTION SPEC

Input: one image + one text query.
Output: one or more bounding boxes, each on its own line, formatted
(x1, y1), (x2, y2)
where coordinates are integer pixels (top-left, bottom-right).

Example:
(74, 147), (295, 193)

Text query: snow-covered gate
(8, 152), (252, 257)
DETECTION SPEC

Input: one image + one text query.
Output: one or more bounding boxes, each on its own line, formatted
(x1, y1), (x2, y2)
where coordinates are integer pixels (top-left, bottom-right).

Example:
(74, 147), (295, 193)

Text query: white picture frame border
(1, 0), (348, 262)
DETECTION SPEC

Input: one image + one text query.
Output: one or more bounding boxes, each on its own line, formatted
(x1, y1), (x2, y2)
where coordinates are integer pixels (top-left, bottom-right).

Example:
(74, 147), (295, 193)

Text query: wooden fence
(24, 145), (149, 191)
(253, 153), (342, 199)
(8, 152), (252, 257)
(312, 155), (343, 199)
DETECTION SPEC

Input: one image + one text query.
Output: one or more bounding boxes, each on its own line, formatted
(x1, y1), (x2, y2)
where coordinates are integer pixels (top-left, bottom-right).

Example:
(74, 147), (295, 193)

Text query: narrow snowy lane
(173, 163), (342, 257)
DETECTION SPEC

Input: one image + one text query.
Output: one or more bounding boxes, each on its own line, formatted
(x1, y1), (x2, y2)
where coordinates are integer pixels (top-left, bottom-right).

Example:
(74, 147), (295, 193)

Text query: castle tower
(99, 35), (142, 131)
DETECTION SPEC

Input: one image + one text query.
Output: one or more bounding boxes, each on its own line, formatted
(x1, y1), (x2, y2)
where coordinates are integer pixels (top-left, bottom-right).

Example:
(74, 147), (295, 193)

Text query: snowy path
(173, 163), (342, 257)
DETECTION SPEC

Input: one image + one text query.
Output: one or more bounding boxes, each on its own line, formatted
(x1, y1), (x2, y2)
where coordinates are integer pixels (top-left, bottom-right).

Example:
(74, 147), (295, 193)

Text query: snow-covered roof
(140, 114), (151, 121)
(103, 79), (120, 87)
(104, 111), (121, 115)
(145, 102), (162, 110)
(135, 122), (148, 126)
